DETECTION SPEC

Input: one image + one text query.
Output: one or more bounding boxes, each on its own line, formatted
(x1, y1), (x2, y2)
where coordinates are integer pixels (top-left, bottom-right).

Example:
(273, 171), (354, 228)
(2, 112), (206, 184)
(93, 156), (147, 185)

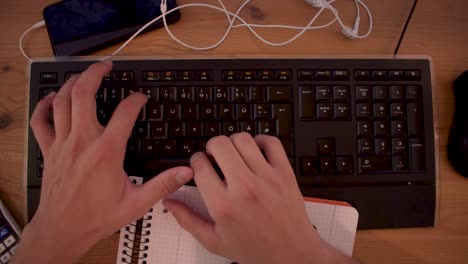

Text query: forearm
(10, 220), (97, 264)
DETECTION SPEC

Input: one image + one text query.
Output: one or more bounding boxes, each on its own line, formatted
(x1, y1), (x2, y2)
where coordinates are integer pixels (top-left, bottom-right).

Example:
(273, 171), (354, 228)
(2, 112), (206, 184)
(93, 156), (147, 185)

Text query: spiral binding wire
(117, 177), (153, 264)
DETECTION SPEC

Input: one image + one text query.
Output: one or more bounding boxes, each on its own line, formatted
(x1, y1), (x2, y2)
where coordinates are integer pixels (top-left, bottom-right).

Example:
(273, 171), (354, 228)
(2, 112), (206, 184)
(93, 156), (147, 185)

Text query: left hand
(12, 61), (194, 263)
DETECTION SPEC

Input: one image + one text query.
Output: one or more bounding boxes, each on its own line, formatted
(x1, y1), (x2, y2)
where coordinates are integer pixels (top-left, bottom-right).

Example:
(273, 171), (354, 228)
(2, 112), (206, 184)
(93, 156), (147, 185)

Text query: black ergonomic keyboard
(26, 58), (436, 229)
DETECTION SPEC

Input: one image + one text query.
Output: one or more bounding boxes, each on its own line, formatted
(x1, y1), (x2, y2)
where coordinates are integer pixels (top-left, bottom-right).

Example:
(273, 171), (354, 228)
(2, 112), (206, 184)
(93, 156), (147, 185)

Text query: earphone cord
(19, 0), (373, 62)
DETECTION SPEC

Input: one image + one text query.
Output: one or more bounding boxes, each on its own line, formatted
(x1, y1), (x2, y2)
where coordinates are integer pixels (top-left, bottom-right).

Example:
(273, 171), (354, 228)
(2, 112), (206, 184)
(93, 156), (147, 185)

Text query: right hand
(163, 133), (356, 264)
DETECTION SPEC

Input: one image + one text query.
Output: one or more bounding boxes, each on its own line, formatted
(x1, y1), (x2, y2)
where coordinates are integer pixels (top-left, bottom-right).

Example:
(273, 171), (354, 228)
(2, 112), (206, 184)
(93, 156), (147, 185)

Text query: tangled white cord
(19, 0), (372, 62)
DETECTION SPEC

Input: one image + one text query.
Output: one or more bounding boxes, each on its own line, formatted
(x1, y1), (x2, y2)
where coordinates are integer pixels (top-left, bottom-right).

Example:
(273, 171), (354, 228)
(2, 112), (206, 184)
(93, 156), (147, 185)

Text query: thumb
(163, 199), (221, 254)
(123, 167), (194, 219)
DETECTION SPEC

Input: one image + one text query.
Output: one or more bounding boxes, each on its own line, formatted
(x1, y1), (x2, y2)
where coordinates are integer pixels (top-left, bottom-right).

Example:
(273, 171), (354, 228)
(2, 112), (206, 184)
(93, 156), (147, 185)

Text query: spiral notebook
(117, 177), (359, 264)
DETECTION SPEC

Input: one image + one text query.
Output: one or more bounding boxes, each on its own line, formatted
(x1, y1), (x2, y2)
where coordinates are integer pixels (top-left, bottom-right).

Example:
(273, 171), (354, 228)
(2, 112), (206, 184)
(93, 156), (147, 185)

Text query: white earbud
(342, 13), (360, 39)
(305, 0), (328, 9)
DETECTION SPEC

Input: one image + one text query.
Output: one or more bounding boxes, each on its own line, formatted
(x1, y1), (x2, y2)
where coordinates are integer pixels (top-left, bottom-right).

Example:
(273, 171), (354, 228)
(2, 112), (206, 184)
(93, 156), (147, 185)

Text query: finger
(102, 93), (147, 153)
(230, 132), (270, 174)
(254, 135), (291, 170)
(53, 74), (79, 141)
(163, 199), (221, 254)
(30, 92), (56, 153)
(124, 166), (194, 218)
(206, 136), (252, 183)
(71, 60), (112, 129)
(190, 152), (225, 208)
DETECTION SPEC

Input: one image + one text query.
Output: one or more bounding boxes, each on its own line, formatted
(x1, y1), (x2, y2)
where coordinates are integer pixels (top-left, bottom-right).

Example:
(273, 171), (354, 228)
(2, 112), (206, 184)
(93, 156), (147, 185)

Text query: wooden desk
(0, 0), (467, 263)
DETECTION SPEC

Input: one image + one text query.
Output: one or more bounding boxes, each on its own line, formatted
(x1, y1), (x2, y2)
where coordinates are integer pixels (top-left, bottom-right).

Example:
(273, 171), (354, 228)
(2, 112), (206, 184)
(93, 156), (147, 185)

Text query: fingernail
(46, 92), (56, 98)
(176, 169), (193, 185)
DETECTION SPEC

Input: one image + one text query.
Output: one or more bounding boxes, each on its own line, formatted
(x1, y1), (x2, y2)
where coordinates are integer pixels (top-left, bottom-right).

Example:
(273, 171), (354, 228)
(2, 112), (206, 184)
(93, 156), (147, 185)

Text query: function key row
(298, 70), (349, 81)
(222, 70), (291, 81)
(354, 70), (421, 81)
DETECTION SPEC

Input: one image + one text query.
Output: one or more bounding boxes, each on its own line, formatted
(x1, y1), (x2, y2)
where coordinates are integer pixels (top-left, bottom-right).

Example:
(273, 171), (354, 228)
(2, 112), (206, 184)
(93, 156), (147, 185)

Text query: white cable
(19, 20), (46, 62)
(20, 1), (373, 61)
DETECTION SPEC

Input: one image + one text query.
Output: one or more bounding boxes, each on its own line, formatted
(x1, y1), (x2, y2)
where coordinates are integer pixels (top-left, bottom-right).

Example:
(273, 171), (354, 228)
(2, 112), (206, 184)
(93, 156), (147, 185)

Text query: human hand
(163, 133), (355, 264)
(12, 61), (193, 264)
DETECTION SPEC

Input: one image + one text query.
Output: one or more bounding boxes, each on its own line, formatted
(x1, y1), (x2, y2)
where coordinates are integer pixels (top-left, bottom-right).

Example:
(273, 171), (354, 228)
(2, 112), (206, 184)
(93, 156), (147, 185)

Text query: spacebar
(143, 159), (191, 173)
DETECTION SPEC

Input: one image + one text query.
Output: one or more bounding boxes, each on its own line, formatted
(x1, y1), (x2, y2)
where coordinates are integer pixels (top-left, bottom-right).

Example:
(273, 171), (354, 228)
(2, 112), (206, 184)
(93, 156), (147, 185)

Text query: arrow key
(319, 157), (335, 174)
(301, 156), (317, 175)
(317, 138), (335, 155)
(336, 156), (353, 174)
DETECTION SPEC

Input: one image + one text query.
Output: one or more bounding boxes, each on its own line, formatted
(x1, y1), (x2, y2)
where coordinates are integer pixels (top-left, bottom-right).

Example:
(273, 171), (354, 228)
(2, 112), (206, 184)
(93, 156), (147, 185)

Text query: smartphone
(43, 0), (181, 56)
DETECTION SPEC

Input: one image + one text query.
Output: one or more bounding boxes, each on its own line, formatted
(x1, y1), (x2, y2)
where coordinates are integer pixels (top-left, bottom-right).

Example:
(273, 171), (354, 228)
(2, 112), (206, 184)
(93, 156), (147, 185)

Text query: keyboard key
(196, 139), (208, 152)
(214, 86), (230, 102)
(406, 85), (422, 101)
(334, 103), (350, 120)
(195, 86), (213, 103)
(356, 86), (371, 102)
(165, 104), (182, 120)
(143, 87), (159, 101)
(161, 71), (177, 81)
(142, 140), (158, 157)
(280, 139), (293, 157)
(134, 122), (148, 139)
(0, 251), (11, 263)
(116, 72), (134, 81)
(372, 86), (388, 102)
(357, 121), (373, 137)
(356, 103), (372, 120)
(159, 140), (177, 158)
(393, 155), (408, 172)
(332, 70), (349, 80)
(257, 121), (275, 135)
(143, 71), (159, 81)
(0, 242), (5, 254)
(218, 104), (234, 120)
(375, 138), (391, 155)
(147, 103), (163, 121)
(197, 70), (212, 81)
(358, 138), (373, 155)
(3, 234), (15, 248)
(0, 226), (11, 240)
(390, 103), (405, 119)
(316, 86), (332, 102)
(372, 70), (387, 80)
(178, 71), (195, 81)
(276, 70), (291, 80)
(151, 122), (168, 139)
(405, 70), (421, 81)
(317, 104), (332, 120)
(188, 122), (203, 137)
(205, 122), (221, 138)
(390, 86), (405, 101)
(374, 120), (389, 137)
(391, 120), (407, 137)
(373, 103), (389, 119)
(392, 138), (408, 155)
(301, 156), (317, 175)
(239, 122), (256, 136)
(407, 103), (424, 136)
(253, 104), (269, 120)
(267, 86), (291, 102)
(178, 87), (194, 103)
(249, 86), (265, 102)
(317, 138), (335, 155)
(315, 70), (331, 80)
(240, 71), (256, 80)
(222, 70), (239, 81)
(319, 157), (334, 174)
(389, 70), (404, 80)
(298, 70), (314, 80)
(259, 70), (274, 80)
(160, 87), (177, 103)
(40, 72), (57, 84)
(223, 122), (238, 136)
(272, 104), (291, 137)
(178, 140), (195, 157)
(299, 86), (315, 120)
(236, 104), (251, 120)
(170, 122), (186, 137)
(358, 156), (391, 173)
(354, 70), (370, 81)
(102, 72), (115, 82)
(182, 104), (198, 120)
(231, 86), (248, 102)
(336, 156), (353, 174)
(409, 138), (425, 171)
(333, 86), (349, 102)
(200, 104), (217, 120)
